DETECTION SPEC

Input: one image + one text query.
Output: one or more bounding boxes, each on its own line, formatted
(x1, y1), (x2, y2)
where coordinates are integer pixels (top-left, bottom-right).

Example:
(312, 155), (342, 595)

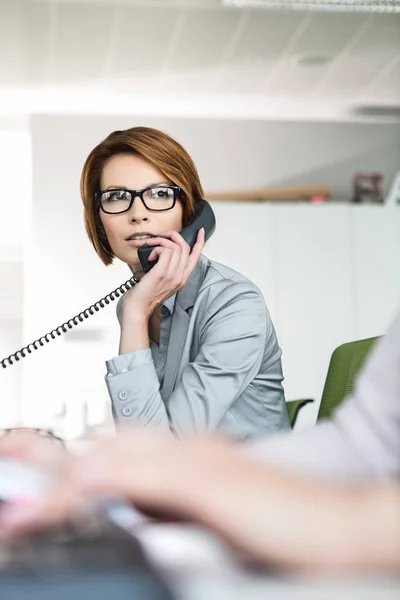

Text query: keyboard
(0, 505), (174, 600)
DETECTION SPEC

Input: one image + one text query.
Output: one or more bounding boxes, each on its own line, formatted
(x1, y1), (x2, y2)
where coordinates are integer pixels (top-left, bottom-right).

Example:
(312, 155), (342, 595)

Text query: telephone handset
(138, 199), (215, 272)
(1, 200), (216, 369)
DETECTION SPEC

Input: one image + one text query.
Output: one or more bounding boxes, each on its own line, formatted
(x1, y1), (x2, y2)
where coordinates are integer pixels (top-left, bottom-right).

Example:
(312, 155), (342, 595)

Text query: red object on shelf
(310, 195), (324, 204)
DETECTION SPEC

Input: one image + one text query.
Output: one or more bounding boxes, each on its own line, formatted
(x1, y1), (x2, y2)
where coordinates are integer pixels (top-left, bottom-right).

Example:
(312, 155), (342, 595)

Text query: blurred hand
(0, 429), (67, 470)
(2, 428), (398, 575)
(0, 430), (78, 535)
(0, 428), (231, 536)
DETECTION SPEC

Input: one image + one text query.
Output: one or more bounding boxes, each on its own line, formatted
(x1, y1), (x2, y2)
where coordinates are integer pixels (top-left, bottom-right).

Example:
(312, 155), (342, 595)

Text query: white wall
(0, 131), (31, 244)
(0, 130), (30, 427)
(20, 115), (400, 435)
(0, 320), (23, 426)
(207, 202), (400, 427)
(31, 115), (400, 199)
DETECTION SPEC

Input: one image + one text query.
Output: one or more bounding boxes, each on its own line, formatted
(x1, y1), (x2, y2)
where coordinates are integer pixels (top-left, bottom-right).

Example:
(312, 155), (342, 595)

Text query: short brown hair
(81, 126), (204, 265)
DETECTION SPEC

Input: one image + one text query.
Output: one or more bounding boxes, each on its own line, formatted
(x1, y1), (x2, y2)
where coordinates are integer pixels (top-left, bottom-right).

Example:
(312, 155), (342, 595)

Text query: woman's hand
(121, 228), (205, 322)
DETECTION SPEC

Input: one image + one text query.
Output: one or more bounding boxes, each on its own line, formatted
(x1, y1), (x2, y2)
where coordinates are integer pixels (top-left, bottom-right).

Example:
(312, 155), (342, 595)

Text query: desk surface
(136, 523), (400, 600)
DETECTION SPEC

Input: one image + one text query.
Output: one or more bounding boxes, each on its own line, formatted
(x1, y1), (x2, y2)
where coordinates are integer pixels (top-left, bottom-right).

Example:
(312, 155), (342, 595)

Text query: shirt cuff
(106, 348), (152, 378)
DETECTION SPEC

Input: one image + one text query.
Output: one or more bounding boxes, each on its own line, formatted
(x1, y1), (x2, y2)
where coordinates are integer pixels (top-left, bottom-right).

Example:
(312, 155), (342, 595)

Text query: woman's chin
(115, 248), (139, 267)
(127, 260), (142, 275)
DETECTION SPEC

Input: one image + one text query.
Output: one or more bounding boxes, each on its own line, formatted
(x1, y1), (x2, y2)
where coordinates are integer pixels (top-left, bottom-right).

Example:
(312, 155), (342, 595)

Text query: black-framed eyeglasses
(96, 185), (181, 215)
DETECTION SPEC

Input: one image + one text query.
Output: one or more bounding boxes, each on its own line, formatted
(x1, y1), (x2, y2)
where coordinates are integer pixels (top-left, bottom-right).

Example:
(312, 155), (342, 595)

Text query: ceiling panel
(318, 55), (395, 99)
(219, 9), (304, 92)
(319, 15), (400, 98)
(108, 6), (181, 77)
(355, 14), (400, 59)
(51, 2), (115, 83)
(263, 13), (369, 95)
(264, 61), (328, 96)
(215, 64), (274, 93)
(156, 68), (217, 92)
(365, 58), (400, 103)
(226, 9), (304, 65)
(290, 13), (367, 57)
(170, 8), (241, 70)
(0, 0), (398, 120)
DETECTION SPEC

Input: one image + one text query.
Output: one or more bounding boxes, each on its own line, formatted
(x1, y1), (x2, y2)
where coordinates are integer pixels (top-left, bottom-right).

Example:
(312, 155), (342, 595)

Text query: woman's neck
(148, 308), (161, 345)
(129, 263), (143, 279)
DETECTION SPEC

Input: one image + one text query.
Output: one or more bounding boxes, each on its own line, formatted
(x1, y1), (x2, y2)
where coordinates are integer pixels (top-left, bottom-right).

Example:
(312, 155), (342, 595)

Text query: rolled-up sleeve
(106, 349), (170, 431)
(106, 348), (152, 377)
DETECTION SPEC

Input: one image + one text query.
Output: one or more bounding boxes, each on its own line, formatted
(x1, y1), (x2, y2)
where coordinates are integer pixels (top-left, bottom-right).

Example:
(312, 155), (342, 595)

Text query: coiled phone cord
(1, 275), (140, 369)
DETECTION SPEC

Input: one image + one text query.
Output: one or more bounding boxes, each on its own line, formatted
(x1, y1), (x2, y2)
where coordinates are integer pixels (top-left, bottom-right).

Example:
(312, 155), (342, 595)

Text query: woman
(81, 126), (289, 439)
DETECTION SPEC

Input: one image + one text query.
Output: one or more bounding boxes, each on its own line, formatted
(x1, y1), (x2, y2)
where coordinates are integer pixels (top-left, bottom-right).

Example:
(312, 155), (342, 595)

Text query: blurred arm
(245, 311), (400, 483)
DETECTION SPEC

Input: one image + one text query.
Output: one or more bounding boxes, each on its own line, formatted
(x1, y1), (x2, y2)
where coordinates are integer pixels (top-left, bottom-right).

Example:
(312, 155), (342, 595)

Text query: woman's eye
(110, 191), (128, 201)
(152, 188), (169, 198)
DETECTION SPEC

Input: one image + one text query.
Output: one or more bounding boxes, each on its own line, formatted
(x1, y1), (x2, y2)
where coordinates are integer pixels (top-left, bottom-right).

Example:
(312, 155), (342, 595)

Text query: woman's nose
(129, 196), (149, 222)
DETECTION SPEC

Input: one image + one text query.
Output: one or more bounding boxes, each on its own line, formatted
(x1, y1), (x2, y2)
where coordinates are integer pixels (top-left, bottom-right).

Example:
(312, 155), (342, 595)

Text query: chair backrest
(317, 337), (378, 421)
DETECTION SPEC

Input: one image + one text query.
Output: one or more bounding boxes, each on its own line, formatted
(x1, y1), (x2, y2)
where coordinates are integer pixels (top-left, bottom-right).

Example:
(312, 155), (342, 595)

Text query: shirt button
(118, 390), (128, 401)
(122, 406), (133, 417)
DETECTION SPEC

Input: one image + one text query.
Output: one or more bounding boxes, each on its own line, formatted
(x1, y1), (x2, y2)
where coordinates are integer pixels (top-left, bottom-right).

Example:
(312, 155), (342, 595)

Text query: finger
(154, 239), (189, 280)
(165, 228), (204, 287)
(143, 231), (188, 249)
(134, 235), (179, 250)
(147, 243), (187, 285)
(163, 231), (191, 254)
(0, 430), (170, 537)
(177, 236), (191, 272)
(72, 450), (176, 509)
(0, 456), (78, 537)
(147, 246), (173, 266)
(0, 480), (81, 537)
(0, 432), (66, 469)
(155, 229), (201, 275)
(135, 232), (190, 264)
(166, 231), (192, 272)
(167, 251), (183, 284)
(0, 430), (45, 456)
(150, 247), (182, 289)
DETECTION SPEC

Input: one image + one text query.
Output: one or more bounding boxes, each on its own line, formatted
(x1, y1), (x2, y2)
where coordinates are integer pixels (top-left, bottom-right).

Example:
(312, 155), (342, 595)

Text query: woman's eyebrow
(103, 182), (172, 190)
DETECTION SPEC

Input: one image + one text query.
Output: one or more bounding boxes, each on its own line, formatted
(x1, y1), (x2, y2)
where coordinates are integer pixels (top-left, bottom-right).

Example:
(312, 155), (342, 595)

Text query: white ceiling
(0, 0), (399, 120)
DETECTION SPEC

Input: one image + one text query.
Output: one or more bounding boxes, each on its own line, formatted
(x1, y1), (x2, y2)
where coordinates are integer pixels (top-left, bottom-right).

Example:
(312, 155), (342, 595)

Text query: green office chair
(286, 398), (313, 428)
(317, 336), (378, 421)
(286, 336), (379, 428)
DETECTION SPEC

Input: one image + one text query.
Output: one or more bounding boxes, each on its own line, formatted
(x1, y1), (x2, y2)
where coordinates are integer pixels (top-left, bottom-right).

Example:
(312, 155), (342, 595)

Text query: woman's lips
(125, 238), (151, 247)
(125, 233), (156, 246)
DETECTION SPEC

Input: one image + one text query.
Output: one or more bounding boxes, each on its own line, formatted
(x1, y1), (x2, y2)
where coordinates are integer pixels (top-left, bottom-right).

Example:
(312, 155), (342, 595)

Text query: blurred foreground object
(0, 502), (173, 600)
(0, 428), (65, 448)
